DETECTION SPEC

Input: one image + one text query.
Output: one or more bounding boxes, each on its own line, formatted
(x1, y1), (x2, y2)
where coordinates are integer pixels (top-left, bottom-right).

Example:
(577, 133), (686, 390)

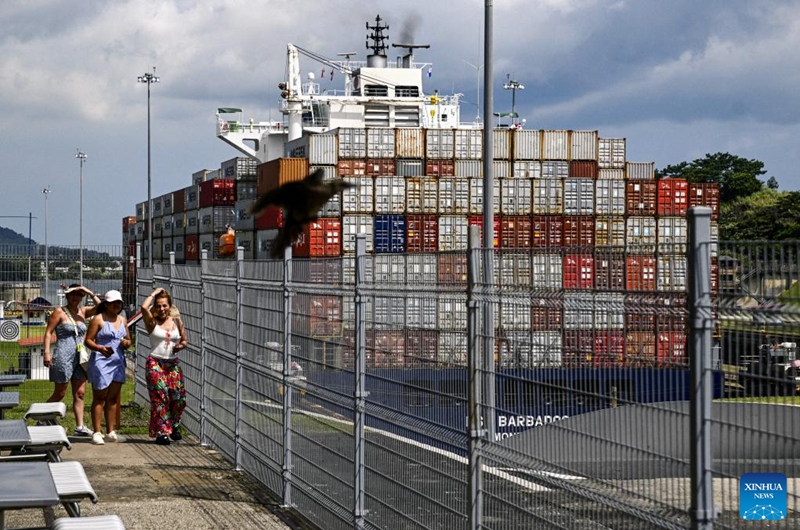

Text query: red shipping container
(563, 254), (594, 289)
(532, 216), (563, 249)
(531, 296), (563, 331)
(172, 188), (186, 213)
(309, 295), (343, 337)
(426, 159), (455, 177)
(569, 160), (598, 179)
(338, 158), (368, 176)
(688, 182), (720, 219)
(563, 330), (595, 366)
(657, 178), (689, 216)
(500, 216), (532, 248)
(468, 215), (500, 248)
(594, 250), (626, 291)
(365, 158), (396, 176)
(438, 253), (467, 285)
(185, 234), (199, 261)
(656, 331), (687, 366)
(624, 294), (658, 330)
(626, 181), (657, 215)
(655, 295), (687, 332)
(293, 218), (341, 257)
(626, 255), (656, 291)
(255, 205), (283, 230)
(626, 331), (657, 365)
(562, 216), (595, 248)
(199, 178), (236, 208)
(404, 330), (439, 366)
(370, 330), (407, 368)
(406, 215), (439, 252)
(593, 331), (625, 367)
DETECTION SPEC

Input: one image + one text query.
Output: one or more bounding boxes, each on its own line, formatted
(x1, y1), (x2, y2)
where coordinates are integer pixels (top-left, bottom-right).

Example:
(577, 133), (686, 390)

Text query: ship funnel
(367, 54), (387, 68)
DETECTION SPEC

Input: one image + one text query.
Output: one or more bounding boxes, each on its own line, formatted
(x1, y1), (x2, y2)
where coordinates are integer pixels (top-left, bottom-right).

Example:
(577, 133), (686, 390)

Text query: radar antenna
(366, 15), (389, 56)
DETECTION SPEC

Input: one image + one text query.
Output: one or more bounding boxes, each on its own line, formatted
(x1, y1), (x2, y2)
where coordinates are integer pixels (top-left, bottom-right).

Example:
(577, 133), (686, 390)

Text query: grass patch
(3, 376), (150, 435)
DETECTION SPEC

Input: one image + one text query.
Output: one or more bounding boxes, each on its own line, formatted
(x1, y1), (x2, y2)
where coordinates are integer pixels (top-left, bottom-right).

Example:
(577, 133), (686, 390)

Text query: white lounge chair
(49, 461), (98, 517)
(24, 402), (67, 425)
(51, 515), (126, 529)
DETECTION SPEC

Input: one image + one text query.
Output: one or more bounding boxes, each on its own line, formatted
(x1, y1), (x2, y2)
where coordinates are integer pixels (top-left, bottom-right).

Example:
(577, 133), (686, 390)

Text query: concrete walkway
(5, 432), (309, 530)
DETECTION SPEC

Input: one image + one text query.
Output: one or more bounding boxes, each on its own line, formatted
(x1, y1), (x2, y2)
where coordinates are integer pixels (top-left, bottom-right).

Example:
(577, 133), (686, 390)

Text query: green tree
(657, 152), (766, 203)
(718, 188), (780, 240)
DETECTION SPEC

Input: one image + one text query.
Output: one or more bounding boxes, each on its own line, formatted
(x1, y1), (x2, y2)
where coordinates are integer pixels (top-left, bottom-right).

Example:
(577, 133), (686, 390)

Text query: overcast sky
(1, 0), (799, 247)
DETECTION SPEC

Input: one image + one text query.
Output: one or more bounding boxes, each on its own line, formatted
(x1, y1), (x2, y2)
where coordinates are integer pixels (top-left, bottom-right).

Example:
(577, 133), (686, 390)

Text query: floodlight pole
(43, 187), (51, 297)
(76, 150), (87, 285)
(138, 67), (160, 267)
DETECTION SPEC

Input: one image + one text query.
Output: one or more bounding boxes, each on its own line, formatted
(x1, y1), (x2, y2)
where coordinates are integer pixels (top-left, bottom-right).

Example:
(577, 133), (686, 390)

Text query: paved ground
(5, 432), (312, 530)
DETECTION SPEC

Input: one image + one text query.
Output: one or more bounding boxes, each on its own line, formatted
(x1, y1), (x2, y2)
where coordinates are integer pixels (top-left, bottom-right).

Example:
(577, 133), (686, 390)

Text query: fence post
(354, 234), (367, 530)
(199, 247), (208, 446)
(467, 226), (485, 530)
(688, 206), (717, 529)
(234, 247), (244, 471)
(282, 245), (295, 508)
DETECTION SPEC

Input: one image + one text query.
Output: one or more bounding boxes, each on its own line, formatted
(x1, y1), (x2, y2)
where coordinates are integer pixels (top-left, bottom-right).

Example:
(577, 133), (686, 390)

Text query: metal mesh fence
(133, 213), (798, 529)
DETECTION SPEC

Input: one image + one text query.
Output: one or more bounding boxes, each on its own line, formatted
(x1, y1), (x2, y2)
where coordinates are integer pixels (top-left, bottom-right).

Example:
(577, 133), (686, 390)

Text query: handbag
(64, 308), (91, 370)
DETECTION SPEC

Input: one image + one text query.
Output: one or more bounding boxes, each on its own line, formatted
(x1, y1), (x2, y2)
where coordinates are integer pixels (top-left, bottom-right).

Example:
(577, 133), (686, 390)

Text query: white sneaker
(91, 432), (105, 445)
(74, 425), (93, 437)
(105, 431), (118, 443)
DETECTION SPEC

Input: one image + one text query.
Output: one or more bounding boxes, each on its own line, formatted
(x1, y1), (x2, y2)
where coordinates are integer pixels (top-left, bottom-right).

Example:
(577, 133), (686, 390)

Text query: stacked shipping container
(127, 129), (720, 369)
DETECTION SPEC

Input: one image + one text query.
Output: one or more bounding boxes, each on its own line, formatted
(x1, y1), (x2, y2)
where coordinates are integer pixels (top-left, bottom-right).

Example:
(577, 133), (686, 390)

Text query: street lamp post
(138, 67), (160, 267)
(462, 59), (484, 123)
(502, 75), (525, 127)
(75, 150), (87, 285)
(42, 187), (50, 298)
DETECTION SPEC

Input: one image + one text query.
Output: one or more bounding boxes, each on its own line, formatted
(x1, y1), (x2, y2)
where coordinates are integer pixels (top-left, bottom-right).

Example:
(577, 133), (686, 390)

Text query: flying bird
(248, 168), (354, 258)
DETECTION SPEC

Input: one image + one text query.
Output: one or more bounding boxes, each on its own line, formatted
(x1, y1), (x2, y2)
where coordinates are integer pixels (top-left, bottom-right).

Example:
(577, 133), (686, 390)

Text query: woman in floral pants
(141, 287), (188, 445)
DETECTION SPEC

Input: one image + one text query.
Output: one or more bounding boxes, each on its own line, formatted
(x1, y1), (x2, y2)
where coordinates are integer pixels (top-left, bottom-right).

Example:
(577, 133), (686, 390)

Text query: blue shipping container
(374, 215), (406, 253)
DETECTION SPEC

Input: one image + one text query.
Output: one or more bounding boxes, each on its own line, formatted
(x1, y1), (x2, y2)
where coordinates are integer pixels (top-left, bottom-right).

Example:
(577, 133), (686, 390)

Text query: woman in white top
(141, 287), (188, 446)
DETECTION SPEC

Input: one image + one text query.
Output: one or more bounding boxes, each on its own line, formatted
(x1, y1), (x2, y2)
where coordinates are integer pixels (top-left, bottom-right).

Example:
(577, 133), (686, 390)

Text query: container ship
(124, 16), (723, 438)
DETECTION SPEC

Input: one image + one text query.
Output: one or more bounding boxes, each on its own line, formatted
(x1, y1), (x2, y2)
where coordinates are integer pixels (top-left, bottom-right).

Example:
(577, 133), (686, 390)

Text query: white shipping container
(711, 221), (718, 258)
(405, 296), (437, 329)
(341, 297), (374, 330)
(454, 129), (482, 159)
(162, 216), (173, 237)
(492, 128), (511, 160)
(336, 127), (367, 158)
(153, 216), (163, 238)
(594, 293), (625, 330)
(531, 254), (562, 289)
(235, 231), (255, 260)
(198, 233), (214, 257)
(366, 127), (396, 158)
(541, 160), (569, 179)
(172, 237), (185, 262)
(256, 229), (279, 259)
(172, 213), (185, 236)
(184, 185), (200, 211)
(184, 210), (199, 235)
(153, 196), (164, 217)
(235, 199), (255, 231)
(438, 178), (470, 215)
(563, 292), (594, 330)
(657, 217), (688, 254)
(198, 206), (236, 235)
(136, 200), (149, 222)
(455, 159), (482, 177)
(439, 332), (467, 365)
(563, 179), (595, 215)
(342, 256), (375, 285)
(221, 156), (258, 180)
(406, 254), (438, 284)
(626, 161), (655, 180)
(438, 296), (468, 330)
(469, 178), (501, 215)
(374, 176), (406, 214)
(595, 217), (625, 247)
(500, 179), (532, 215)
(543, 130), (569, 160)
(598, 168), (625, 180)
(595, 180), (626, 216)
(626, 216), (657, 253)
(514, 129), (542, 160)
(342, 214), (374, 253)
(153, 238), (163, 261)
(570, 130), (598, 161)
(495, 252), (532, 287)
(373, 254), (406, 283)
(236, 179), (257, 201)
(374, 296), (407, 326)
(162, 193), (174, 216)
(192, 169), (217, 185)
(426, 129), (455, 159)
(285, 133), (338, 165)
(493, 160), (511, 179)
(532, 179), (564, 214)
(531, 332), (562, 367)
(657, 255), (688, 292)
(500, 303), (531, 331)
(438, 215), (469, 251)
(513, 160), (541, 179)
(598, 138), (626, 169)
(406, 177), (438, 214)
(395, 128), (424, 158)
(342, 177), (374, 214)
